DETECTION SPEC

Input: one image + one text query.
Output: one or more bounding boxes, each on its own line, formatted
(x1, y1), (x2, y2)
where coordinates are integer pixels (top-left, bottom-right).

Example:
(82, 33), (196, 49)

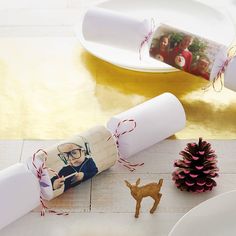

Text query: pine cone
(172, 138), (219, 193)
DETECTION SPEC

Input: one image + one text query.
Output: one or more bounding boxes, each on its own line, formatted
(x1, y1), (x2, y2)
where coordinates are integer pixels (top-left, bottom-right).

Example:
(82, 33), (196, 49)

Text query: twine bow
(139, 18), (155, 60)
(32, 149), (69, 216)
(108, 119), (144, 172)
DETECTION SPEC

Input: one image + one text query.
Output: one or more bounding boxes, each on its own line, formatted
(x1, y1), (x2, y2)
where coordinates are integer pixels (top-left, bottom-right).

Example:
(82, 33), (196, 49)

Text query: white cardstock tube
(26, 125), (118, 200)
(107, 93), (186, 158)
(82, 7), (151, 52)
(0, 163), (40, 230)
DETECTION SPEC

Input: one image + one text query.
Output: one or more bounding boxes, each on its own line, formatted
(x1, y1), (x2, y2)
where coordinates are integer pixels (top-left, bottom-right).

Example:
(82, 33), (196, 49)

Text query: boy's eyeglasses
(58, 148), (84, 161)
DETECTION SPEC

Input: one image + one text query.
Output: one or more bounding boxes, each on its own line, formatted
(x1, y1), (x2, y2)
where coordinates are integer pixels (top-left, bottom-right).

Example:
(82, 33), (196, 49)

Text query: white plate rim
(168, 189), (236, 236)
(76, 0), (236, 73)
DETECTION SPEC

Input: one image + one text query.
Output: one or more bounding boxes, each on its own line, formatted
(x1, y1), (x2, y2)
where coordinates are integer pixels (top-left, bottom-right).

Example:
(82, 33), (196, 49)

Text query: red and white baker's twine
(139, 18), (155, 60)
(32, 149), (69, 216)
(107, 119), (144, 172)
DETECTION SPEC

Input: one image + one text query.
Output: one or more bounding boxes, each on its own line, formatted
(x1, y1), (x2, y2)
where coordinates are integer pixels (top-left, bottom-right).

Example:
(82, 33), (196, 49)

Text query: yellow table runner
(0, 37), (235, 139)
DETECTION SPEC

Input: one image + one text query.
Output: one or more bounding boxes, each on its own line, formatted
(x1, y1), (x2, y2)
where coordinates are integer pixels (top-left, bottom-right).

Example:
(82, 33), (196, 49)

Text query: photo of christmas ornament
(175, 55), (186, 68)
(172, 138), (219, 193)
(155, 54), (164, 62)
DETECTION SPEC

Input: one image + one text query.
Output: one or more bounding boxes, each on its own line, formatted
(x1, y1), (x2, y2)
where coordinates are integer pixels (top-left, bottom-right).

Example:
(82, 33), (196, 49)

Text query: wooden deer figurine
(125, 178), (163, 218)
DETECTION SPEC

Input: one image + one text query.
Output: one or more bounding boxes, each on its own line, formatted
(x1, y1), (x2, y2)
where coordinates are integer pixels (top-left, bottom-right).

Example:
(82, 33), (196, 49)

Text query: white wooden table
(0, 139), (236, 235)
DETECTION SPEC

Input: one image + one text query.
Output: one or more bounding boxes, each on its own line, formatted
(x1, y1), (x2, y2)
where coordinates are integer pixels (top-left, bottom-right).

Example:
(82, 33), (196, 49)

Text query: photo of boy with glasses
(51, 142), (98, 192)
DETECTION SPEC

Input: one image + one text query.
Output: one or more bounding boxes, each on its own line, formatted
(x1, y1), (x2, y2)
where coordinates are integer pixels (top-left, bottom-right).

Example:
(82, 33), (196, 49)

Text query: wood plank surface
(1, 139), (236, 235)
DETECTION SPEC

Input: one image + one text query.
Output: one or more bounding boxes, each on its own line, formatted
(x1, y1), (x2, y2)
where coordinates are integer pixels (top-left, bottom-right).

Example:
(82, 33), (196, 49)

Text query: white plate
(168, 190), (236, 236)
(77, 0), (235, 72)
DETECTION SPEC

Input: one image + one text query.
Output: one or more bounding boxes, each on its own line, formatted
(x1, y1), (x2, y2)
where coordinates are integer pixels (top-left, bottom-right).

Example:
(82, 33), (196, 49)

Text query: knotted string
(32, 149), (69, 216)
(139, 18), (156, 60)
(203, 44), (236, 92)
(108, 119), (144, 172)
